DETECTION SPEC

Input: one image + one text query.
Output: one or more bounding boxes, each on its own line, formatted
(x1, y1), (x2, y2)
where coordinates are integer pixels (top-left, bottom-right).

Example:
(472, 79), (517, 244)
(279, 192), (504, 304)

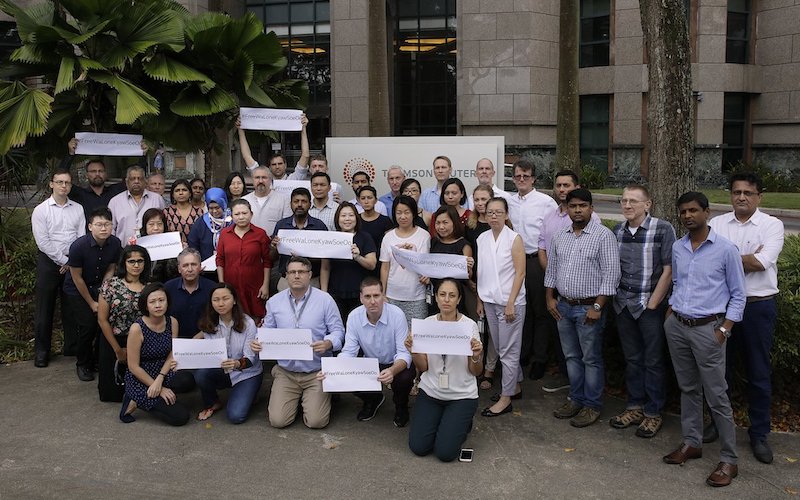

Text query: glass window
(726, 0), (750, 64)
(722, 93), (748, 170)
(392, 0), (457, 136)
(580, 0), (610, 68)
(580, 95), (610, 170)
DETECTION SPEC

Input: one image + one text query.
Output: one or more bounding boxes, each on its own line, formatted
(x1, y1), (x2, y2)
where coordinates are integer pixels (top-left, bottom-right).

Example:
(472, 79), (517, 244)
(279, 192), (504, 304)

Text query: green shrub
(774, 234), (800, 375)
(729, 160), (800, 193)
(0, 235), (37, 303)
(579, 165), (609, 190)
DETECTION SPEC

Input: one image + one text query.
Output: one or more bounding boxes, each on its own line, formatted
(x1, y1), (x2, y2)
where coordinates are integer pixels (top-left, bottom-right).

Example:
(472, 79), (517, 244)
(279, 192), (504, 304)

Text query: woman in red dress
(215, 199), (272, 326)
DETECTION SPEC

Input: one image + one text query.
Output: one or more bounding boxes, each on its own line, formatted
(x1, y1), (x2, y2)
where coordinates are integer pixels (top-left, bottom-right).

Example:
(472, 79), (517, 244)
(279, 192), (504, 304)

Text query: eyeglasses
(486, 210), (506, 217)
(513, 174), (533, 180)
(619, 199), (646, 206)
(286, 269), (310, 276)
(92, 222), (112, 228)
(126, 259), (145, 265)
(731, 190), (759, 197)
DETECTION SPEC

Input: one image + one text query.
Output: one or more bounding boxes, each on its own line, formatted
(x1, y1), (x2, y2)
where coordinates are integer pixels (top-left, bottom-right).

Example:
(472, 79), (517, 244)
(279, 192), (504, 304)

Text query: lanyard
(288, 288), (312, 328)
(441, 354), (447, 374)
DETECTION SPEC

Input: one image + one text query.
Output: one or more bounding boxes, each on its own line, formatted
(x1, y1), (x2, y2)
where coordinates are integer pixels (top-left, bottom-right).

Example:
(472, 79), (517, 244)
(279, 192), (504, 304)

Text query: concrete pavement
(1, 357), (797, 499)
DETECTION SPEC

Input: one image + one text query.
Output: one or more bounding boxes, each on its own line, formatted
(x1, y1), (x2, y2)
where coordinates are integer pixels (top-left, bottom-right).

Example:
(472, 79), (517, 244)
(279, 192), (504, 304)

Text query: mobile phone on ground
(459, 448), (474, 462)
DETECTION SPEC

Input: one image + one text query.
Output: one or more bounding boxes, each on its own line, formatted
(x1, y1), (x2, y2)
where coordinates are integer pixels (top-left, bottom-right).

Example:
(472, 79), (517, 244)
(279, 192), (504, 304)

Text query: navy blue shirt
(164, 276), (216, 339)
(271, 215), (328, 277)
(64, 234), (123, 298)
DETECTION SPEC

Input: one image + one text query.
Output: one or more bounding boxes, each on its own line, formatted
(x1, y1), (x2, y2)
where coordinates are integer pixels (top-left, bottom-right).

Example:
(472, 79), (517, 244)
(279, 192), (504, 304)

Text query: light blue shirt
(265, 287), (345, 373)
(202, 315), (262, 386)
(418, 187), (441, 213)
(669, 228), (746, 322)
(378, 192), (396, 213)
(341, 303), (411, 367)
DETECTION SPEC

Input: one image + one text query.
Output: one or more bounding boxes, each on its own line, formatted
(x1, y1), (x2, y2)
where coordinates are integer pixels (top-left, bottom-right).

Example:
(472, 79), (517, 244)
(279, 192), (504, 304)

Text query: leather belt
(562, 297), (596, 306)
(674, 313), (723, 327)
(526, 252), (538, 258)
(747, 294), (777, 303)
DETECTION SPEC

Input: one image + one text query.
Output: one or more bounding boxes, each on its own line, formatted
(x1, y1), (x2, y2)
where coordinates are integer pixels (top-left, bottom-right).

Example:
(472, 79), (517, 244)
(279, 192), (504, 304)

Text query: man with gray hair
(108, 165), (166, 241)
(164, 247), (216, 340)
(379, 165), (406, 211)
(467, 158), (508, 209)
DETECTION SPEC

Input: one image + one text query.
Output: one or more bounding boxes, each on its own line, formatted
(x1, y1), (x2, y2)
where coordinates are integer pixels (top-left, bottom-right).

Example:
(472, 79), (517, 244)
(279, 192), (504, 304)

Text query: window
(722, 93), (749, 170)
(726, 0), (750, 64)
(580, 95), (610, 170)
(0, 22), (20, 63)
(392, 0), (457, 136)
(580, 0), (610, 68)
(249, 0), (331, 149)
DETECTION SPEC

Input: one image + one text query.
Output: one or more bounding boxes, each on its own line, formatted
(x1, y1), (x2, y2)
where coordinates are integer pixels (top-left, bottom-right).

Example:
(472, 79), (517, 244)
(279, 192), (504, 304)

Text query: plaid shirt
(612, 215), (676, 318)
(544, 221), (621, 299)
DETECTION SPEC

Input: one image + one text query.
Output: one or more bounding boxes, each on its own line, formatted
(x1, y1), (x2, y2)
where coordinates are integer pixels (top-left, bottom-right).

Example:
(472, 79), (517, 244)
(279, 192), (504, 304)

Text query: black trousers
(65, 293), (99, 368)
(520, 254), (552, 367)
(34, 252), (75, 356)
(356, 364), (415, 409)
(98, 334), (127, 402)
(149, 399), (190, 427)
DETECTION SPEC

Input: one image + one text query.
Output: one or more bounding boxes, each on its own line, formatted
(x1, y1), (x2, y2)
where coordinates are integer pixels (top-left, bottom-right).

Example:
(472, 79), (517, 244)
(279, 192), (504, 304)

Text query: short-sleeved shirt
(272, 215), (328, 276)
(418, 314), (480, 401)
(379, 227), (431, 301)
(64, 234), (123, 298)
(328, 231), (377, 299)
(99, 276), (142, 336)
(164, 276), (216, 338)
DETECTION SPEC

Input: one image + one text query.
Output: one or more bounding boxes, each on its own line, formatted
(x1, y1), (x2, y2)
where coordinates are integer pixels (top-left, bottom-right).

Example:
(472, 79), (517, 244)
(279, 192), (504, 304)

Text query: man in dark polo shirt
(165, 248), (216, 340)
(64, 207), (122, 381)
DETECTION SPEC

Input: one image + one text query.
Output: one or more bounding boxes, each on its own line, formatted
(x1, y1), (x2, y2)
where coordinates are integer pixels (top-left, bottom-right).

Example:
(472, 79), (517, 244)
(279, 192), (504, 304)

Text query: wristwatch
(717, 326), (731, 338)
(592, 303), (602, 312)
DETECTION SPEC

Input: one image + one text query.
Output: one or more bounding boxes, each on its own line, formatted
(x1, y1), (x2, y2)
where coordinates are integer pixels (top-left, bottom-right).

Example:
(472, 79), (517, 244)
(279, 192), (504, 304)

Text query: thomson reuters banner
(326, 137), (505, 200)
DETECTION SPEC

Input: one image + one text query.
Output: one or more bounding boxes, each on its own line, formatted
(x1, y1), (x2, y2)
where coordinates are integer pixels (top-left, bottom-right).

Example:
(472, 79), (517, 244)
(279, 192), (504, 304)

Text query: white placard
(75, 132), (143, 156)
(272, 179), (311, 197)
(392, 246), (468, 279)
(411, 318), (473, 356)
(257, 328), (314, 360)
(172, 338), (227, 369)
(277, 229), (353, 259)
(240, 107), (303, 131)
(200, 254), (217, 271)
(137, 232), (182, 261)
(321, 357), (381, 392)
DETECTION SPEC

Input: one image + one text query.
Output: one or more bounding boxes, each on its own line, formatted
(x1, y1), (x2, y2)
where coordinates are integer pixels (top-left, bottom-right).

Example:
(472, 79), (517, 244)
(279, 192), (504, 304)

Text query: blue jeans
(195, 368), (263, 424)
(556, 301), (606, 410)
(616, 305), (667, 417)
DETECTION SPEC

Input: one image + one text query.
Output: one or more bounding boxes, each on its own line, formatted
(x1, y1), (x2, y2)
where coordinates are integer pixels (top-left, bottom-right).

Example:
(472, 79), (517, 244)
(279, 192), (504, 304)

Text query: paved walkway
(1, 357), (797, 498)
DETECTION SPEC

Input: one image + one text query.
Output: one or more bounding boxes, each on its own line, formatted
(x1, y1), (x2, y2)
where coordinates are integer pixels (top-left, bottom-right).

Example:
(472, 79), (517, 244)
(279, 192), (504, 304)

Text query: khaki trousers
(268, 365), (331, 429)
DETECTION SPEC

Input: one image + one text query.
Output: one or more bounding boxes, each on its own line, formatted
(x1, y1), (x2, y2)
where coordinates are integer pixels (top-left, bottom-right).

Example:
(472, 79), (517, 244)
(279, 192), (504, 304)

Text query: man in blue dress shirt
(662, 192), (746, 488)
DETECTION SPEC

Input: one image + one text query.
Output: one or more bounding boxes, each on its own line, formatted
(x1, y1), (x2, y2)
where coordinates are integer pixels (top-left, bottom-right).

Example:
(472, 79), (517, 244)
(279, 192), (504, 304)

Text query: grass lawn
(593, 188), (800, 210)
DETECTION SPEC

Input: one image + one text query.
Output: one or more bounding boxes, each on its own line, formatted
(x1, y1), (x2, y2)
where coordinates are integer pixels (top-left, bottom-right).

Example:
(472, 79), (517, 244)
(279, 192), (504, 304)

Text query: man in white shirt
(31, 170), (86, 367)
(242, 166), (292, 236)
(507, 159), (558, 381)
(237, 114), (310, 180)
(467, 158), (508, 209)
(708, 172), (784, 464)
(107, 165), (166, 242)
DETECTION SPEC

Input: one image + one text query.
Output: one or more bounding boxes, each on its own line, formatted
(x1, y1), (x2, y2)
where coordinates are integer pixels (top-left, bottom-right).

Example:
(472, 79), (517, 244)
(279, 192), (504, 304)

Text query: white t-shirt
(418, 314), (480, 401)
(379, 227), (430, 301)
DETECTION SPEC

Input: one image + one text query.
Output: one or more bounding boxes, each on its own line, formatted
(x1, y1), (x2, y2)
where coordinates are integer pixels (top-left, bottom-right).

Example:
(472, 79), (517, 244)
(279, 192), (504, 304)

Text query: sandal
(197, 403), (223, 421)
(479, 374), (494, 390)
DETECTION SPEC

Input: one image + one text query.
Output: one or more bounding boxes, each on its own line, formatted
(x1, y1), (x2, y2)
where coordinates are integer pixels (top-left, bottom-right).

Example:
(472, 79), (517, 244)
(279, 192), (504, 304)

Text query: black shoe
(490, 391), (522, 402)
(528, 362), (546, 380)
(393, 406), (410, 427)
(77, 365), (95, 382)
(751, 439), (774, 464)
(703, 421), (719, 443)
(481, 403), (513, 417)
(34, 352), (49, 368)
(356, 394), (385, 421)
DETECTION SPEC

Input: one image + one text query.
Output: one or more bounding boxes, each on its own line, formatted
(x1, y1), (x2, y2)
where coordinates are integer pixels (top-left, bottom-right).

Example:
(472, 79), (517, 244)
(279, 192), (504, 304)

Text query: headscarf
(202, 187), (232, 249)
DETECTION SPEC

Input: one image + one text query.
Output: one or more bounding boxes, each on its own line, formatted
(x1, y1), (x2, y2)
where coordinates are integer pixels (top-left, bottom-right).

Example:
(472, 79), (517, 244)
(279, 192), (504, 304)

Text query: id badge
(478, 318), (485, 335)
(438, 373), (449, 389)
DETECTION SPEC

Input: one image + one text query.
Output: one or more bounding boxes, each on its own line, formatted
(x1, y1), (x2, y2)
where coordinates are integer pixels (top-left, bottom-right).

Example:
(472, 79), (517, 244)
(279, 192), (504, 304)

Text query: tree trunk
(555, 0), (580, 172)
(367, 1), (391, 136)
(640, 0), (695, 229)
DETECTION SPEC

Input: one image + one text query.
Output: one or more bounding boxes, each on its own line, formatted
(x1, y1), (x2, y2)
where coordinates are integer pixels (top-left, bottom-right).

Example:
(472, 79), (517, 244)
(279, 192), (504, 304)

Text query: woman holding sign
(139, 208), (178, 282)
(216, 199), (272, 326)
(429, 206), (474, 315)
(476, 197), (526, 417)
(120, 283), (191, 426)
(406, 279), (483, 462)
(380, 195), (431, 328)
(320, 202), (377, 321)
(194, 283), (263, 423)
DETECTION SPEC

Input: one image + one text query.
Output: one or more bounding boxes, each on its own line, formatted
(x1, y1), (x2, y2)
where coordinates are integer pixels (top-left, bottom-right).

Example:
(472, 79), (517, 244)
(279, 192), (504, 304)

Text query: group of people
(31, 121), (783, 479)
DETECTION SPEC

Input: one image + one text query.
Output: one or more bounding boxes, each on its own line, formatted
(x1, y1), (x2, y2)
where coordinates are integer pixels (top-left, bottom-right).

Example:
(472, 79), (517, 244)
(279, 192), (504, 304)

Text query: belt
(747, 294), (777, 303)
(674, 313), (723, 327)
(562, 297), (596, 306)
(526, 252), (538, 258)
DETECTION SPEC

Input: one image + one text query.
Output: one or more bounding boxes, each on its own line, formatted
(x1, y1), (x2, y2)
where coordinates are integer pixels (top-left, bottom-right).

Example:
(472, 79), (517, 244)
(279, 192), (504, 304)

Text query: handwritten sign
(277, 229), (353, 260)
(240, 107), (303, 131)
(137, 232), (182, 261)
(321, 357), (381, 392)
(75, 132), (143, 156)
(411, 318), (473, 356)
(272, 179), (311, 197)
(257, 328), (314, 360)
(392, 246), (468, 279)
(172, 338), (227, 369)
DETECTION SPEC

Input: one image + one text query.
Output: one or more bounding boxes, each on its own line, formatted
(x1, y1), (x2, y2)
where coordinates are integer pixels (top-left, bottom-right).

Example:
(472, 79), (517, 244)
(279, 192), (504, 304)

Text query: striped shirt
(612, 215), (676, 318)
(544, 221), (621, 299)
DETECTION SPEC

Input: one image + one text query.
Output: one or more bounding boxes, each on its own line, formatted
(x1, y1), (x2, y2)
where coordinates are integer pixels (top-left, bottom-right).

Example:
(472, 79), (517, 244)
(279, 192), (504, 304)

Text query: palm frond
(90, 72), (160, 124)
(116, 3), (185, 53)
(184, 12), (230, 42)
(170, 85), (237, 117)
(55, 57), (77, 95)
(0, 82), (53, 154)
(142, 54), (215, 88)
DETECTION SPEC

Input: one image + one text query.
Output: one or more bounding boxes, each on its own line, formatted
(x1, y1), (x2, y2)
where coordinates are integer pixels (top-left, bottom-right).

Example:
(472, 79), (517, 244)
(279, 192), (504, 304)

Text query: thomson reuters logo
(343, 157), (376, 183)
